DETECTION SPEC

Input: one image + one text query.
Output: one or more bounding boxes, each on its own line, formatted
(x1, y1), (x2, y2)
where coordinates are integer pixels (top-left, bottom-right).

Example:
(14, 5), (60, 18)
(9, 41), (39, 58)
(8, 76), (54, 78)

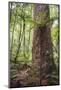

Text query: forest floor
(10, 63), (32, 88)
(9, 62), (59, 88)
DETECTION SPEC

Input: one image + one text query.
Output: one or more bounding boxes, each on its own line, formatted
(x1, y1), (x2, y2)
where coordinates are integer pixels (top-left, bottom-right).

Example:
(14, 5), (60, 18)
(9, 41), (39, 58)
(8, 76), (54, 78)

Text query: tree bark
(32, 4), (54, 85)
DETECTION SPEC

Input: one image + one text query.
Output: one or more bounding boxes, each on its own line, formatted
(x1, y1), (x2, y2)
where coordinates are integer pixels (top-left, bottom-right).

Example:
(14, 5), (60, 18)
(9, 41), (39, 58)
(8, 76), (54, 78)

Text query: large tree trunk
(32, 4), (54, 85)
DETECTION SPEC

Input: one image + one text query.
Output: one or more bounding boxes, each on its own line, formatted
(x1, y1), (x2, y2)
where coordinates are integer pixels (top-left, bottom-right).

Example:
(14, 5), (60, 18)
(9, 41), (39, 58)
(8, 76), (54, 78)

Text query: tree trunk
(32, 4), (54, 85)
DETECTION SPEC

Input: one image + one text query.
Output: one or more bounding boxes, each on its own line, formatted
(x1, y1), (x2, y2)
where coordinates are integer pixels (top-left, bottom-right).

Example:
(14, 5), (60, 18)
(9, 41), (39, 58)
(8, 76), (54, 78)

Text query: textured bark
(32, 4), (53, 85)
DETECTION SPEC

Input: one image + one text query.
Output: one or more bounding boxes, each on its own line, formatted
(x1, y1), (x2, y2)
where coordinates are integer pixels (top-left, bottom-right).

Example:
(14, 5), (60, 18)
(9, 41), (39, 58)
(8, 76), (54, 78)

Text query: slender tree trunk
(14, 4), (25, 63)
(14, 18), (25, 63)
(23, 19), (25, 58)
(14, 23), (22, 63)
(32, 4), (55, 85)
(10, 6), (17, 61)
